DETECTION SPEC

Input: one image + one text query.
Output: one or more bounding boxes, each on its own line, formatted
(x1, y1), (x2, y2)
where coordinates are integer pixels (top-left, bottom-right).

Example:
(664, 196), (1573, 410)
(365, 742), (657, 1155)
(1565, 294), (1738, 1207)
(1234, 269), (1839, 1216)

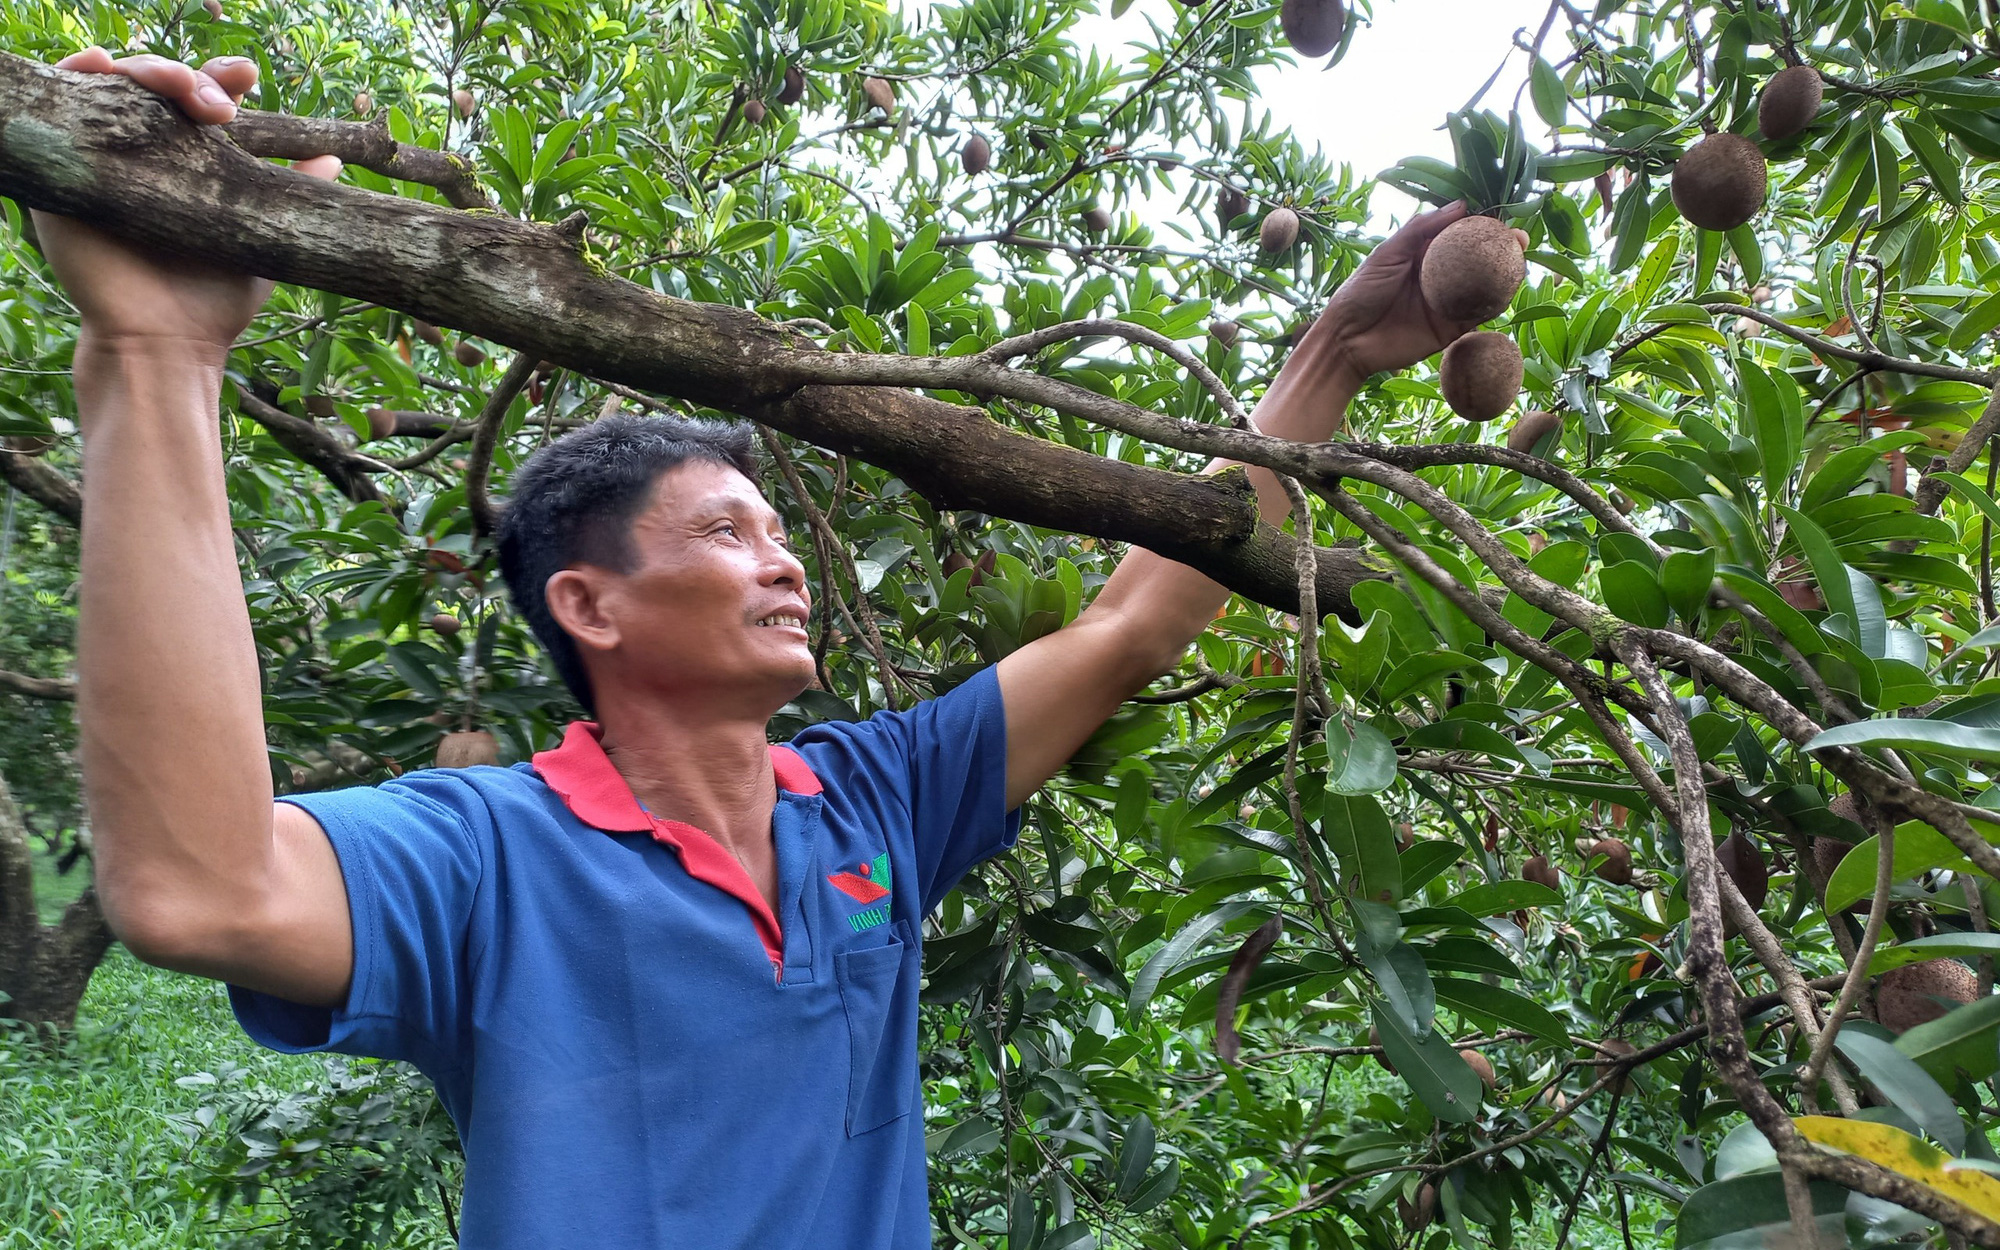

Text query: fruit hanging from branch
(1419, 215), (1526, 324)
(1279, 0), (1345, 58)
(1757, 64), (1823, 142)
(862, 75), (895, 114)
(1259, 206), (1300, 255)
(1438, 331), (1523, 422)
(1670, 132), (1768, 232)
(778, 63), (806, 106)
(435, 730), (498, 768)
(961, 134), (990, 176)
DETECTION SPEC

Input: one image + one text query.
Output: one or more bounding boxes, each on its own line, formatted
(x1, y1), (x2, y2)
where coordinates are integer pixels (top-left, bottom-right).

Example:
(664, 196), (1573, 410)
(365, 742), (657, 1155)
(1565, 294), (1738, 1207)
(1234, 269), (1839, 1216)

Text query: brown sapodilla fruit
(1368, 1023), (1397, 1074)
(429, 613), (462, 637)
(962, 135), (991, 176)
(435, 730), (498, 769)
(202, 0), (223, 16)
(778, 64), (806, 106)
(1878, 959), (1979, 1033)
(413, 319), (445, 348)
(1217, 185), (1250, 229)
(452, 88), (476, 118)
(1595, 1038), (1639, 1094)
(1757, 65), (1824, 142)
(1280, 0), (1346, 57)
(1522, 855), (1560, 891)
(743, 98), (767, 125)
(1589, 837), (1634, 885)
(365, 407), (399, 441)
(1460, 1049), (1497, 1090)
(1209, 318), (1242, 349)
(1671, 132), (1769, 232)
(1082, 206), (1111, 234)
(1506, 409), (1564, 455)
(1438, 331), (1523, 423)
(354, 91), (373, 115)
(454, 340), (487, 368)
(862, 76), (896, 113)
(1718, 830), (1769, 911)
(1420, 215), (1526, 324)
(304, 394), (336, 418)
(1260, 207), (1301, 255)
(1397, 1183), (1437, 1233)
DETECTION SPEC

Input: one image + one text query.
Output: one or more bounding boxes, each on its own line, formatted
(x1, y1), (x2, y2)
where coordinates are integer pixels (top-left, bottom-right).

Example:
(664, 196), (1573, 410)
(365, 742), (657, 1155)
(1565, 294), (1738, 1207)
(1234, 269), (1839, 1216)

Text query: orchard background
(11, 0), (2000, 1246)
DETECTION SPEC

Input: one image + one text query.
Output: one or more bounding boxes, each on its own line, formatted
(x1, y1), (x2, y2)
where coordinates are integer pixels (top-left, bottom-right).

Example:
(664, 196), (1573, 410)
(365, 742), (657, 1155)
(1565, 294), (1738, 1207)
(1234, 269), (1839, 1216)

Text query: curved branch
(466, 352), (537, 536)
(1704, 302), (1993, 386)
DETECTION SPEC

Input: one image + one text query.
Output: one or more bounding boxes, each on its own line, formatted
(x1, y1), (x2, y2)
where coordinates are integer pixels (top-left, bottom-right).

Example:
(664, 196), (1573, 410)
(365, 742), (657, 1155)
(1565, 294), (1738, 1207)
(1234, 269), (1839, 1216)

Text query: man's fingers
(56, 46), (117, 73)
(292, 155), (344, 182)
(101, 53), (236, 125)
(198, 56), (259, 103)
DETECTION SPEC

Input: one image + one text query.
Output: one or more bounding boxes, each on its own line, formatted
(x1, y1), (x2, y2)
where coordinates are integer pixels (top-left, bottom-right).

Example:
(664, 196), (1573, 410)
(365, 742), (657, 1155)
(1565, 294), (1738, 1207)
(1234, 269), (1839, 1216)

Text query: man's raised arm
(996, 203), (1528, 809)
(42, 49), (353, 1006)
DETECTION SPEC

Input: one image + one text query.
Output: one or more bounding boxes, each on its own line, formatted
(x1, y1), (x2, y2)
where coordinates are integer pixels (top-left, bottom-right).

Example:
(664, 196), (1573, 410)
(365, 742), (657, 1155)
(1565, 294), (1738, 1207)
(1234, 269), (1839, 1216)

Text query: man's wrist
(76, 328), (233, 374)
(73, 331), (229, 420)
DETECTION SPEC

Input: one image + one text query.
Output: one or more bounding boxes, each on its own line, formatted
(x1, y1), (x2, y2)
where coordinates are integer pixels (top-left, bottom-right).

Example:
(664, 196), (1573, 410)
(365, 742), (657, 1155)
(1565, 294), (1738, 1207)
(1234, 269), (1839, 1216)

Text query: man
(42, 46), (1494, 1249)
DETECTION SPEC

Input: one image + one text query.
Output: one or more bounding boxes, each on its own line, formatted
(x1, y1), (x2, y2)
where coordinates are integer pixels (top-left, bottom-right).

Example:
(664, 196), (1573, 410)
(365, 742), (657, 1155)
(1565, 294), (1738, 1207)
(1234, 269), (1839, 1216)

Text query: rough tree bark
(0, 54), (1382, 618)
(0, 769), (113, 1030)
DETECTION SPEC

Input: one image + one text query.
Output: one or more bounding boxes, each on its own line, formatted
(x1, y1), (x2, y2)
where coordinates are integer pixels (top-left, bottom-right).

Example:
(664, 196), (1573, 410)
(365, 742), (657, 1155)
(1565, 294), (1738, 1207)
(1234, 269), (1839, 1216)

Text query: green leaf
(1323, 719), (1397, 796)
(1114, 1113), (1155, 1200)
(1775, 506), (1860, 635)
(1660, 548), (1717, 622)
(1806, 718), (2000, 764)
(1870, 933), (2000, 975)
(1359, 937), (1435, 1037)
(1128, 902), (1256, 1021)
(1124, 1158), (1180, 1215)
(1371, 998), (1481, 1124)
(1598, 560), (1670, 628)
(1431, 976), (1571, 1043)
(1824, 825), (1975, 916)
(1440, 880), (1562, 915)
(1673, 1174), (1849, 1248)
(1324, 793), (1403, 904)
(1529, 56), (1567, 129)
(1741, 364), (1803, 501)
(1834, 1030), (1965, 1152)
(1897, 994), (2000, 1086)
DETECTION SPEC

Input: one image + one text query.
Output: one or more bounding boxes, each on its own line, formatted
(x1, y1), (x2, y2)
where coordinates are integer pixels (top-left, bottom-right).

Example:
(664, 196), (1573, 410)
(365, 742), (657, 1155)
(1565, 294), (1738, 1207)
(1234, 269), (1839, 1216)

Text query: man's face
(564, 459), (815, 714)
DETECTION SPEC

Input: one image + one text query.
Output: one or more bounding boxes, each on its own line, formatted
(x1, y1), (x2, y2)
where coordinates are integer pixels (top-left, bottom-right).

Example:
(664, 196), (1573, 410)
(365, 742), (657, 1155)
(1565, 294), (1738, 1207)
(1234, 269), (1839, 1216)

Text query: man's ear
(545, 567), (622, 656)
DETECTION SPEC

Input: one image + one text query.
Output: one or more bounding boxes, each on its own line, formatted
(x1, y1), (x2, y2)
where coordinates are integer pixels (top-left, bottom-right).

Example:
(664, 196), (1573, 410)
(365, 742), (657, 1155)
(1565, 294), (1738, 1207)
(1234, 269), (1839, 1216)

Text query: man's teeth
(757, 616), (797, 627)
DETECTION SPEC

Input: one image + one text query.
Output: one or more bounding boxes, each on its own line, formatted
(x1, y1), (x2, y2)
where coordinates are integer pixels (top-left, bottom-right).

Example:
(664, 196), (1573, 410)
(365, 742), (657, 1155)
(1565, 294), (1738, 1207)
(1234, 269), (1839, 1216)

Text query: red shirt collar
(531, 721), (822, 833)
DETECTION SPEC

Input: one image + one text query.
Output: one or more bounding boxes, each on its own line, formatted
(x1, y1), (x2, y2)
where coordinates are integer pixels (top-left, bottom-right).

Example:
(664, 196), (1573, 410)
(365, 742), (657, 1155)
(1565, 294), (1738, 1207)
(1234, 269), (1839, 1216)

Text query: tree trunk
(0, 770), (113, 1030)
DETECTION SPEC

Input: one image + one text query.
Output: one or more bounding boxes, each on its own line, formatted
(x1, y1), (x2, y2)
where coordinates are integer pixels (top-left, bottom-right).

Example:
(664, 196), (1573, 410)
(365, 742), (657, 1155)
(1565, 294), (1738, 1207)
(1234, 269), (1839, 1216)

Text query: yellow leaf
(1794, 1116), (2000, 1221)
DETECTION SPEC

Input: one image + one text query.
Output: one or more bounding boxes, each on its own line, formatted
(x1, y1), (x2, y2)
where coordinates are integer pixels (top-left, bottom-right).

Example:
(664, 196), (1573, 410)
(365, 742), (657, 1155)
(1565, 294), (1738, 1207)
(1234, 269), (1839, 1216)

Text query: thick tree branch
(225, 109), (487, 209)
(235, 387), (388, 507)
(0, 668), (74, 700)
(0, 449), (81, 523)
(0, 56), (1377, 618)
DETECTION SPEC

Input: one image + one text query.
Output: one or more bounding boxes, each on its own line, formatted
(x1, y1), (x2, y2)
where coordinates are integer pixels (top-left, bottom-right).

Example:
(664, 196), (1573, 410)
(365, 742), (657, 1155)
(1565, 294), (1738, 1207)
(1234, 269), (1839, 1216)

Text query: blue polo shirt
(229, 666), (1020, 1248)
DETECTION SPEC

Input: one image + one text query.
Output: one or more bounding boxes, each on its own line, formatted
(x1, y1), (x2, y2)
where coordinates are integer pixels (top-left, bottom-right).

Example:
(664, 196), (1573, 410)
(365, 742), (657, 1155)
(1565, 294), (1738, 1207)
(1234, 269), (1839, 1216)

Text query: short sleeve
(791, 665), (1021, 911)
(227, 771), (484, 1074)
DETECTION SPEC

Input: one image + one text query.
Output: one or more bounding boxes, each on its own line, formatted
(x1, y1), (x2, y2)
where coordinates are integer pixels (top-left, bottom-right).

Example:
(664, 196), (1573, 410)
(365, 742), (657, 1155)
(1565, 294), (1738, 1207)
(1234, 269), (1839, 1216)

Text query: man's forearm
(1084, 319), (1363, 678)
(75, 336), (279, 953)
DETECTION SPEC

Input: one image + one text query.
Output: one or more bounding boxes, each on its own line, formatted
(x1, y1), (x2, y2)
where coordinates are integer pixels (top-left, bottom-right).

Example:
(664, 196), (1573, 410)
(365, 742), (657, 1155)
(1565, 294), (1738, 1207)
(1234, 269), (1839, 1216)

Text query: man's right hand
(32, 48), (341, 358)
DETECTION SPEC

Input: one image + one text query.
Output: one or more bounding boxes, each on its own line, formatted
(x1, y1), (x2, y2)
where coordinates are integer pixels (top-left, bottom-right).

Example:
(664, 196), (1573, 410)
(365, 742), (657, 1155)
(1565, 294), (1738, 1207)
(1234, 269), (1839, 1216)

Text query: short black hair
(497, 414), (758, 716)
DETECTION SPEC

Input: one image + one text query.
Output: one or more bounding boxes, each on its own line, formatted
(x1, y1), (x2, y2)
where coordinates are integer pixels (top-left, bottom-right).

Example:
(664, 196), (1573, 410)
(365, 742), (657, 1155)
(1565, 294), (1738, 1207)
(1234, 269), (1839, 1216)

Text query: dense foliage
(24, 0), (2000, 1245)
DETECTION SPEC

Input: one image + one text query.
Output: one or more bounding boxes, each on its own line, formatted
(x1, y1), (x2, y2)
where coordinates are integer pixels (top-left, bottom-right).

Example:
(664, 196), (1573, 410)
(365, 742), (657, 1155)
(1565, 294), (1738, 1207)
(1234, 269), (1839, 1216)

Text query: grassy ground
(6, 848), (326, 1247)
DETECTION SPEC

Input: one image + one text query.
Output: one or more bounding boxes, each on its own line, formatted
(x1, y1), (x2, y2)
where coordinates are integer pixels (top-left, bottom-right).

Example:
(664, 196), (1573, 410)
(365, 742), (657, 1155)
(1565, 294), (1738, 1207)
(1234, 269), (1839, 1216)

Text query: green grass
(0, 946), (327, 1248)
(5, 842), (330, 1248)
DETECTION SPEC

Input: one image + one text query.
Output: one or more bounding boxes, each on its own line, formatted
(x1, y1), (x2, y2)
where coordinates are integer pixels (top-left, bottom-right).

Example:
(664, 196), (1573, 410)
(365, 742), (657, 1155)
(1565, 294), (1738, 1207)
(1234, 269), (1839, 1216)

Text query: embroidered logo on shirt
(828, 853), (892, 931)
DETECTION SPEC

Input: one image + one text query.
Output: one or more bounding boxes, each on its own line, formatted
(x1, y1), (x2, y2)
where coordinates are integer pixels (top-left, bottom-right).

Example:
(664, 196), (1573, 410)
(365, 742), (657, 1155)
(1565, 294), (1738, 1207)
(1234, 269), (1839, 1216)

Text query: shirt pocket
(835, 928), (915, 1137)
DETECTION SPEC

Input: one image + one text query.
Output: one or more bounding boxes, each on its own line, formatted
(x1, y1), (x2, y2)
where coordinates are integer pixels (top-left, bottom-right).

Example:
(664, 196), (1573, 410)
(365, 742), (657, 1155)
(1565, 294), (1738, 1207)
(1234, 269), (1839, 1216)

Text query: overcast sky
(1076, 0), (1553, 227)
